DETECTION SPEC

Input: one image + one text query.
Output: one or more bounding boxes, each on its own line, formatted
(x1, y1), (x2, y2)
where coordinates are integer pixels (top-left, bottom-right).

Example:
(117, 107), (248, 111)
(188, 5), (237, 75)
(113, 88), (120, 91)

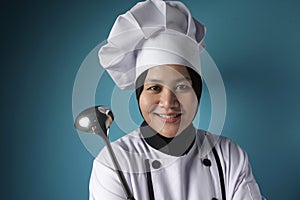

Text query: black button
(212, 198), (218, 200)
(152, 160), (161, 169)
(203, 158), (211, 167)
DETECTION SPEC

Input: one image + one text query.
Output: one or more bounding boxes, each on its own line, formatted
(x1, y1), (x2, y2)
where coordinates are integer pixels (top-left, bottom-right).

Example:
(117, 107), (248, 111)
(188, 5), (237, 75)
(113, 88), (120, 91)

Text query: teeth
(158, 114), (180, 119)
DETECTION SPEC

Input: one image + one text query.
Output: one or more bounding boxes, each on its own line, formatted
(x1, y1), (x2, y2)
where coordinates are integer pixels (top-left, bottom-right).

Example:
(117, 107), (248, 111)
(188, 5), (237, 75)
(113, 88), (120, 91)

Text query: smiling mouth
(154, 113), (182, 123)
(157, 113), (181, 118)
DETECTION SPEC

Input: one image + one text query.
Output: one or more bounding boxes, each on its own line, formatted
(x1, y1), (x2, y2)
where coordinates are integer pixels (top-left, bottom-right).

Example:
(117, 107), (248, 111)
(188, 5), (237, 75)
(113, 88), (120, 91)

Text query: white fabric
(135, 31), (202, 78)
(99, 0), (206, 90)
(89, 129), (266, 200)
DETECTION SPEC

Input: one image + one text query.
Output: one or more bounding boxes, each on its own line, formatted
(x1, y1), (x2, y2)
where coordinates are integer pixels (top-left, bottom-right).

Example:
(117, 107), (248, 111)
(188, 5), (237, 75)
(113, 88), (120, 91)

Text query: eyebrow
(144, 77), (192, 84)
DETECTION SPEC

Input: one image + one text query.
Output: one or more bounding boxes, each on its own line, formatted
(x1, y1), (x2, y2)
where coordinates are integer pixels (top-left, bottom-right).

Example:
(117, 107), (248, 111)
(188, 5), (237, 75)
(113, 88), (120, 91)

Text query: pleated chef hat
(99, 0), (206, 90)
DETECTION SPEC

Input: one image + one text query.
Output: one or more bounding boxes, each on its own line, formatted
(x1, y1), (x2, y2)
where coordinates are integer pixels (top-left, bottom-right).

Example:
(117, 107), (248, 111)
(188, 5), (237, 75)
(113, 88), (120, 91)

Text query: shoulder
(113, 128), (143, 149)
(95, 128), (142, 156)
(218, 135), (247, 157)
(198, 132), (266, 199)
(196, 130), (248, 165)
(94, 128), (146, 171)
(217, 135), (249, 167)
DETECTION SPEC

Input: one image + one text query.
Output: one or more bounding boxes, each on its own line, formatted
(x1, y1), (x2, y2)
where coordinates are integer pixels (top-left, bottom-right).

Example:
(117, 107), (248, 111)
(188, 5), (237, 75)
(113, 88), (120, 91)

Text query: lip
(155, 113), (182, 123)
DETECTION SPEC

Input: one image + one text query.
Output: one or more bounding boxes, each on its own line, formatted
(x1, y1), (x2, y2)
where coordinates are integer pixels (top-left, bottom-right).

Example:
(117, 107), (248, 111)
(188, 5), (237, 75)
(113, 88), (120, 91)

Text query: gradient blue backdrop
(1, 0), (299, 199)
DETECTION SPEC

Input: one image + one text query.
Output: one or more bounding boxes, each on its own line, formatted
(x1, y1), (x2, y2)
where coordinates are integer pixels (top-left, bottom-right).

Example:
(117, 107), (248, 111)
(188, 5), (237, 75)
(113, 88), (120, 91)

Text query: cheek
(179, 93), (198, 113)
(139, 94), (153, 117)
(139, 100), (147, 116)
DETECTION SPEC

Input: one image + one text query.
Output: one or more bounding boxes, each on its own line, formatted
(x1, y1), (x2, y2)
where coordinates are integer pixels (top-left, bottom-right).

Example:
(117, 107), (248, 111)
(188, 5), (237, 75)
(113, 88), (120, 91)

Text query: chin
(158, 126), (184, 137)
(147, 117), (190, 137)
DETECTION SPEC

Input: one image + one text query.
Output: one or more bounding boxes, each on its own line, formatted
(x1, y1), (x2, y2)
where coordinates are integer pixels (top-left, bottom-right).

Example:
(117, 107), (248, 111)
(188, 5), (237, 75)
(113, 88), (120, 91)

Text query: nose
(159, 88), (179, 109)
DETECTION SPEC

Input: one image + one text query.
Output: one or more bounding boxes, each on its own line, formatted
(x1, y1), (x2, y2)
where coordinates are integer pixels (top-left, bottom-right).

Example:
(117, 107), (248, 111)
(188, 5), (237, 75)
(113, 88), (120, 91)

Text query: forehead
(145, 65), (191, 82)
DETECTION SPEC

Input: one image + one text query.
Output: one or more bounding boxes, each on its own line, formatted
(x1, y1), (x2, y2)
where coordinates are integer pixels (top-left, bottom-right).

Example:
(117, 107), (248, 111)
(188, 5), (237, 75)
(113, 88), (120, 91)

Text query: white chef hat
(99, 0), (206, 90)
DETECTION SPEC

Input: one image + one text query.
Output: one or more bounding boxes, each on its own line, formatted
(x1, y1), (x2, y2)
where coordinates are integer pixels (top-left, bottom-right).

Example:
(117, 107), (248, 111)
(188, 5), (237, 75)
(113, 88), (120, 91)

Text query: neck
(140, 121), (196, 156)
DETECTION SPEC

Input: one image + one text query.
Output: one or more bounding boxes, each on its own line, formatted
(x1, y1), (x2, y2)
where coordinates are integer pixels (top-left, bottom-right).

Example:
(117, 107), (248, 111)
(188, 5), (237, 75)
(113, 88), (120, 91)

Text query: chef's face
(139, 65), (198, 137)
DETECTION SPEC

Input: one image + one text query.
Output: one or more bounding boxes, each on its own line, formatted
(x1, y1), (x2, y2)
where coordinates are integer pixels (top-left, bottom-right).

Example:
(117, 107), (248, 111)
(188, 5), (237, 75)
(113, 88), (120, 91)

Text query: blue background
(1, 0), (299, 199)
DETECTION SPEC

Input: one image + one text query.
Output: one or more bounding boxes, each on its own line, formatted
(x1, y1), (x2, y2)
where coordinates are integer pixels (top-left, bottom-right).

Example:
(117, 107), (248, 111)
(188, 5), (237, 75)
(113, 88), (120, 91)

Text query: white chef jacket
(89, 128), (265, 200)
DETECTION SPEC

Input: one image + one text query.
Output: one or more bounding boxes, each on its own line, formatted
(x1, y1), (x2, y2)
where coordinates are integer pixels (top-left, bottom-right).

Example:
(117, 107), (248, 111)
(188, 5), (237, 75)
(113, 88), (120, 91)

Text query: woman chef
(89, 0), (266, 199)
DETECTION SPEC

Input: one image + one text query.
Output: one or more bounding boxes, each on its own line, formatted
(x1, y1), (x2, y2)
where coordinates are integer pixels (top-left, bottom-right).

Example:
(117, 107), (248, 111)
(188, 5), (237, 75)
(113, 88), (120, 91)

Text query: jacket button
(212, 198), (218, 200)
(203, 158), (211, 167)
(152, 160), (161, 169)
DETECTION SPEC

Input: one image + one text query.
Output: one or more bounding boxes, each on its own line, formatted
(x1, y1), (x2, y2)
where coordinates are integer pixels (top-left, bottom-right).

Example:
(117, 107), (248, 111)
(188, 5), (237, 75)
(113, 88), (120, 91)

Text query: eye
(175, 84), (192, 91)
(146, 85), (161, 92)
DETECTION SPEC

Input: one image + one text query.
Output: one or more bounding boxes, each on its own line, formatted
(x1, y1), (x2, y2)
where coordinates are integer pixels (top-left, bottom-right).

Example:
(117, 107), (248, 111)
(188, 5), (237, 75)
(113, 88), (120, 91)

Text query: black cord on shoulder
(212, 147), (226, 200)
(144, 159), (155, 200)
